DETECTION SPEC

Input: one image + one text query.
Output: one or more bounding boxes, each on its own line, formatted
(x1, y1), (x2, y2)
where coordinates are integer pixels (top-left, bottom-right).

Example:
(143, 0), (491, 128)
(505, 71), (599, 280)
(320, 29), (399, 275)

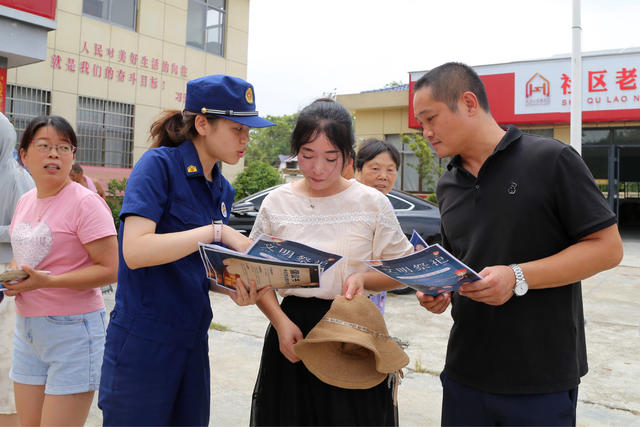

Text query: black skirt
(250, 296), (399, 426)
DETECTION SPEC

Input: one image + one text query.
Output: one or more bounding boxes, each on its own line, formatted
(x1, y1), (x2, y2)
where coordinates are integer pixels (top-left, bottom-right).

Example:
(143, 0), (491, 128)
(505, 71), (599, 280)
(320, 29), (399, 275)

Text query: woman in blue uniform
(98, 75), (274, 426)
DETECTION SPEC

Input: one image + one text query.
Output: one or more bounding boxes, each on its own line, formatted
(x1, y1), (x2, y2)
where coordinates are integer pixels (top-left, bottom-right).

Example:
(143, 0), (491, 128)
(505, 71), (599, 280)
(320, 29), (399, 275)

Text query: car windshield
(248, 193), (269, 211)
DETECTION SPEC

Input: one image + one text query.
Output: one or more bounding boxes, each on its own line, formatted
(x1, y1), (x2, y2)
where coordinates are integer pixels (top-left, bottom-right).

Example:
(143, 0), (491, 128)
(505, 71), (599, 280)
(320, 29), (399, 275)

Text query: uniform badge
(245, 87), (254, 104)
(187, 165), (198, 173)
(221, 202), (228, 218)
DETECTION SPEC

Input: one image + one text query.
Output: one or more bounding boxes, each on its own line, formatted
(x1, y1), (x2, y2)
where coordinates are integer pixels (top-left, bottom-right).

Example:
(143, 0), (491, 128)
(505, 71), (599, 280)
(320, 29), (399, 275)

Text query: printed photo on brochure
(246, 234), (343, 273)
(410, 230), (429, 251)
(198, 242), (321, 292)
(363, 243), (482, 296)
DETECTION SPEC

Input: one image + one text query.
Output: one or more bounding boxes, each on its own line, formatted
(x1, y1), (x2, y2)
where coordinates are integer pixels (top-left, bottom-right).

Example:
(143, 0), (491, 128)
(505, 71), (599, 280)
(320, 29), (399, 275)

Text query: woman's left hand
(342, 272), (366, 300)
(218, 278), (271, 306)
(2, 265), (51, 296)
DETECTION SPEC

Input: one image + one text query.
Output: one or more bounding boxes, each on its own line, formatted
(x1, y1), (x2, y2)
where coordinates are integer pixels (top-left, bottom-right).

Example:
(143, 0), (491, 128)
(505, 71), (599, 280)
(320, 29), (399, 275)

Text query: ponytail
(149, 110), (221, 148)
(150, 110), (213, 148)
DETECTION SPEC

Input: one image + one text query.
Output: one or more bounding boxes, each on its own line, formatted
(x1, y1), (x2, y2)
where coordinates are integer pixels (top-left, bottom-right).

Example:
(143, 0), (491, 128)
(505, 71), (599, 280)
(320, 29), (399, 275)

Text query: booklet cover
(246, 234), (343, 273)
(409, 230), (429, 251)
(199, 242), (325, 291)
(363, 243), (482, 296)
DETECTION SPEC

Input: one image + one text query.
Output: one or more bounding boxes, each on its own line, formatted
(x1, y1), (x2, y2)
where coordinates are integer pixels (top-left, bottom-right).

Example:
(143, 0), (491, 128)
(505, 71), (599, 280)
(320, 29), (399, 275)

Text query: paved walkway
(88, 233), (640, 426)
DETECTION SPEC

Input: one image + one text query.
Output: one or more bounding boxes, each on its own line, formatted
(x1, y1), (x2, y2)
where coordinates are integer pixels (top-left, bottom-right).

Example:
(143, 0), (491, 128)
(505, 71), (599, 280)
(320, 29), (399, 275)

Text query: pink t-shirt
(84, 175), (98, 193)
(10, 182), (116, 317)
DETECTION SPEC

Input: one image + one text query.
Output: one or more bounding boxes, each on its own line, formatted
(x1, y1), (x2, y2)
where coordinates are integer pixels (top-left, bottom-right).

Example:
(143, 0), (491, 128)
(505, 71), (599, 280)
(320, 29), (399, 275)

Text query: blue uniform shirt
(111, 139), (234, 349)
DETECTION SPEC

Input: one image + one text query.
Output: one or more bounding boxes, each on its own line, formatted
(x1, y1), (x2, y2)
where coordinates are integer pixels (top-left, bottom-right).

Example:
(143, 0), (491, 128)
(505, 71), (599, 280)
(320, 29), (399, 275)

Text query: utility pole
(570, 0), (582, 155)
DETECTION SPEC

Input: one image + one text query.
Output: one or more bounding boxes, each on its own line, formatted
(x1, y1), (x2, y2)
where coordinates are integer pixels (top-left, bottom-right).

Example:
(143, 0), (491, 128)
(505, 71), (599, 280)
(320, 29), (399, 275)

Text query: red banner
(0, 67), (6, 114)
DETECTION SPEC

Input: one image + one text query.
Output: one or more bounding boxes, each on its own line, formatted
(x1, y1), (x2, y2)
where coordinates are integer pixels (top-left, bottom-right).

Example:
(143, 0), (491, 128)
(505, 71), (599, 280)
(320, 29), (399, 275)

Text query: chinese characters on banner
(51, 41), (190, 104)
(558, 68), (638, 94)
(508, 53), (640, 115)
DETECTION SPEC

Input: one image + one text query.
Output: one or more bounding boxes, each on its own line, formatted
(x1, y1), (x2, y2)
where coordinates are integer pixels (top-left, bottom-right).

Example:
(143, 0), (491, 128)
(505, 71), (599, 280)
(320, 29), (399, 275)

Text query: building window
(186, 0), (226, 57)
(83, 0), (137, 30)
(77, 96), (134, 168)
(523, 128), (554, 138)
(384, 133), (448, 193)
(5, 84), (52, 147)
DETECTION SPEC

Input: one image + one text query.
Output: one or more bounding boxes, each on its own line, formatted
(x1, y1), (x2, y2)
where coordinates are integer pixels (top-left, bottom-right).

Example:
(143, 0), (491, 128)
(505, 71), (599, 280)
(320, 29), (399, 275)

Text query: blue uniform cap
(185, 74), (274, 128)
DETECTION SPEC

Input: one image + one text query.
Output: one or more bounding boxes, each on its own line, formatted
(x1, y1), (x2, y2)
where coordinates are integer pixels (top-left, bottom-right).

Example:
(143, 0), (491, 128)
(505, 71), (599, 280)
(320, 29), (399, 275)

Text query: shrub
(105, 178), (127, 231)
(233, 161), (283, 201)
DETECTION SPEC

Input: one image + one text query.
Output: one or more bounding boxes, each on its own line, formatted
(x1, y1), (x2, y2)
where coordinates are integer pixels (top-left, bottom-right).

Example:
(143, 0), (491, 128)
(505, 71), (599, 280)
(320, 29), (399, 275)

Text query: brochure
(246, 234), (342, 273)
(409, 230), (429, 251)
(363, 243), (482, 296)
(199, 236), (342, 291)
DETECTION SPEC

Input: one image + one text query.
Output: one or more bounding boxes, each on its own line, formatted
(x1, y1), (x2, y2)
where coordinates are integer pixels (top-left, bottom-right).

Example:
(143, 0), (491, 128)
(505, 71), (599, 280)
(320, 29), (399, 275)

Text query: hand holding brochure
(363, 242), (482, 296)
(198, 235), (342, 291)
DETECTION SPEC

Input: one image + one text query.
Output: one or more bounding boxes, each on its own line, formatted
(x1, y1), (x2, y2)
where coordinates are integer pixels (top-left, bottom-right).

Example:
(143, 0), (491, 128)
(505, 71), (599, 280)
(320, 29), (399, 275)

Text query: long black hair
(290, 98), (355, 165)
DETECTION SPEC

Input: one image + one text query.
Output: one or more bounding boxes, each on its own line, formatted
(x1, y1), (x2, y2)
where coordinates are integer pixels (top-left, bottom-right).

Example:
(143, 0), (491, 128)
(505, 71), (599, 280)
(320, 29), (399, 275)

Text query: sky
(246, 0), (640, 117)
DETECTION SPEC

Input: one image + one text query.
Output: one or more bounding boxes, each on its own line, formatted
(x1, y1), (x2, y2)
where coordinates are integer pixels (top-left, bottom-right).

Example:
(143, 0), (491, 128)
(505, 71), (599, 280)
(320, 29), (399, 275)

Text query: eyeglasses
(33, 141), (76, 155)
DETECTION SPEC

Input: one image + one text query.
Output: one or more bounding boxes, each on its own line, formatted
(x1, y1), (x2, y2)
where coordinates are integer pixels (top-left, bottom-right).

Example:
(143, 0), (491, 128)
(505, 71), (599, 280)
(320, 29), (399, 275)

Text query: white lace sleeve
(372, 197), (413, 260)
(249, 205), (271, 241)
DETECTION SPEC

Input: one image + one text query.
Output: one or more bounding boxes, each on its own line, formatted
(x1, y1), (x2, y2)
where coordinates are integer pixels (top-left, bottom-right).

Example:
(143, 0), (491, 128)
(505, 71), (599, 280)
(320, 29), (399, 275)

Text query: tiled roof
(360, 83), (409, 94)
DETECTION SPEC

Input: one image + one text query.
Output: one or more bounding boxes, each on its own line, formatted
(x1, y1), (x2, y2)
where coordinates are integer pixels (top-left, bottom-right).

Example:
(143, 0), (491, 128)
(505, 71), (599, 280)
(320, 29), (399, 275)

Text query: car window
(387, 194), (413, 210)
(248, 193), (269, 211)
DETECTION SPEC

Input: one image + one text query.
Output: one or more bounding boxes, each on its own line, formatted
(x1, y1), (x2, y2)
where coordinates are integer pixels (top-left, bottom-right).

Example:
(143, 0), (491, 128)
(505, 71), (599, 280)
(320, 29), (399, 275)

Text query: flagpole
(570, 0), (582, 155)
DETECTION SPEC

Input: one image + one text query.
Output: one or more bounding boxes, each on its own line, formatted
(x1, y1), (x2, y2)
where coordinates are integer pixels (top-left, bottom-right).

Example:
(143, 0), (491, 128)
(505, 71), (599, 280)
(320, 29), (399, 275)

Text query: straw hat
(294, 294), (409, 390)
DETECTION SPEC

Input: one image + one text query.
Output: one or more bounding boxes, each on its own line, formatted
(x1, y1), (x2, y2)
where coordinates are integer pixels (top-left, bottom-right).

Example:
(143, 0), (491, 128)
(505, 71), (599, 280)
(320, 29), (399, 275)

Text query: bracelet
(212, 220), (223, 243)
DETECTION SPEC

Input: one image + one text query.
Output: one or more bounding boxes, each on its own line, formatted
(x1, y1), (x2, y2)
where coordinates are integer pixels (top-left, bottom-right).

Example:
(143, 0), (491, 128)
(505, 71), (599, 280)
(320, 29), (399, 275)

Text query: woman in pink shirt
(2, 116), (118, 426)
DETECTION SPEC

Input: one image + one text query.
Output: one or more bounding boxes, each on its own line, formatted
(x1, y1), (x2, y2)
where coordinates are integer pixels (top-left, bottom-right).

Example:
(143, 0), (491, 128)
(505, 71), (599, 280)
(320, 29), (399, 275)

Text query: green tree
(402, 133), (445, 193)
(233, 161), (283, 201)
(245, 113), (298, 167)
(105, 178), (127, 231)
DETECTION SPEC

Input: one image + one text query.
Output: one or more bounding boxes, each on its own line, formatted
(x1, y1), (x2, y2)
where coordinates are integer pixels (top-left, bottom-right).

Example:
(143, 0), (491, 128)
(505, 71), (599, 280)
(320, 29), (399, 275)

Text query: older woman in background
(355, 138), (401, 314)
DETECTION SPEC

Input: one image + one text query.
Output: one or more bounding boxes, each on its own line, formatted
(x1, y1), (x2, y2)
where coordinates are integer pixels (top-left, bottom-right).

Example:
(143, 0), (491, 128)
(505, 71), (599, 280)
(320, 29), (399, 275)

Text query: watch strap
(212, 220), (223, 243)
(509, 263), (525, 283)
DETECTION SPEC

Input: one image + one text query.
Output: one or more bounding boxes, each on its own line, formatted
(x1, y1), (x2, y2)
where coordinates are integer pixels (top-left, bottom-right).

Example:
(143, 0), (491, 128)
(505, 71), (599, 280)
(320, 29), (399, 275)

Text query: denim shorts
(10, 308), (107, 395)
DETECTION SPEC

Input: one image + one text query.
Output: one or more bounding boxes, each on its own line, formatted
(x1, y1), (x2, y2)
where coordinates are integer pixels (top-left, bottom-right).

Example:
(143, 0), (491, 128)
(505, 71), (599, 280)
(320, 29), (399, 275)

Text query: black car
(228, 185), (441, 244)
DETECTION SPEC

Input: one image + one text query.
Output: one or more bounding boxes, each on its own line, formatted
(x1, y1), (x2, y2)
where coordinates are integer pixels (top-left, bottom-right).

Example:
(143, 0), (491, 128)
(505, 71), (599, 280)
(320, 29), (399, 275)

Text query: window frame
(76, 96), (135, 168)
(5, 84), (52, 148)
(82, 0), (138, 31)
(186, 0), (227, 58)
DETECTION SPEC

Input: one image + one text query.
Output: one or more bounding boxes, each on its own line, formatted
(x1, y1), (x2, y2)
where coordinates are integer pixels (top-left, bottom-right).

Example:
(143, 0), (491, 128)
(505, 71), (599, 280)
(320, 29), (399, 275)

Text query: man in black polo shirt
(412, 62), (623, 426)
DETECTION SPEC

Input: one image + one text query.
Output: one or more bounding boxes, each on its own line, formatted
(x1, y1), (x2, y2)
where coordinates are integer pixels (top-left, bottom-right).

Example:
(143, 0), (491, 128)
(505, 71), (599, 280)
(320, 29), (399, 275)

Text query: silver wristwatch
(509, 264), (528, 297)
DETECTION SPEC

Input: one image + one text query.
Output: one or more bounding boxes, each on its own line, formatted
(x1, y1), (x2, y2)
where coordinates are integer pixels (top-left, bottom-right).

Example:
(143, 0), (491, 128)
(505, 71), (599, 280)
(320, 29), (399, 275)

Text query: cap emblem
(245, 87), (254, 104)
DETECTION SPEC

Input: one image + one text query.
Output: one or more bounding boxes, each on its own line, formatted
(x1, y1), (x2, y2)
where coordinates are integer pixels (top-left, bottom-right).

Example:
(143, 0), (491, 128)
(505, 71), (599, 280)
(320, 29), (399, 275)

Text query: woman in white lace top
(249, 98), (413, 426)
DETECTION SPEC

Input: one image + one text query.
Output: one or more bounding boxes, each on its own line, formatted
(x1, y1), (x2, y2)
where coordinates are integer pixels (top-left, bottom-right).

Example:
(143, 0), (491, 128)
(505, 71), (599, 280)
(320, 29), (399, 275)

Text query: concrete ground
(88, 232), (640, 426)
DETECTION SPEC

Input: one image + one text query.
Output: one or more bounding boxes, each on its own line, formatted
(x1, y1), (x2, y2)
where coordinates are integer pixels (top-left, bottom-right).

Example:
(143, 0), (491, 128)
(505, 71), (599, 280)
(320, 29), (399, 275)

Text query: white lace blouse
(249, 181), (413, 299)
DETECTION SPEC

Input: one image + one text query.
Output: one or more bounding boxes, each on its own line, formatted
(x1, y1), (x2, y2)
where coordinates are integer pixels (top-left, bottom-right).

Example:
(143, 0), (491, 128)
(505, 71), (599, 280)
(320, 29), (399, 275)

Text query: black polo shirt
(437, 125), (616, 394)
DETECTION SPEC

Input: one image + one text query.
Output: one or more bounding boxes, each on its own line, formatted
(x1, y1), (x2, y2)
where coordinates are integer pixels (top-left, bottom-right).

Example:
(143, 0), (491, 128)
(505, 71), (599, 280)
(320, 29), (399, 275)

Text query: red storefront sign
(0, 0), (56, 19)
(408, 52), (640, 129)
